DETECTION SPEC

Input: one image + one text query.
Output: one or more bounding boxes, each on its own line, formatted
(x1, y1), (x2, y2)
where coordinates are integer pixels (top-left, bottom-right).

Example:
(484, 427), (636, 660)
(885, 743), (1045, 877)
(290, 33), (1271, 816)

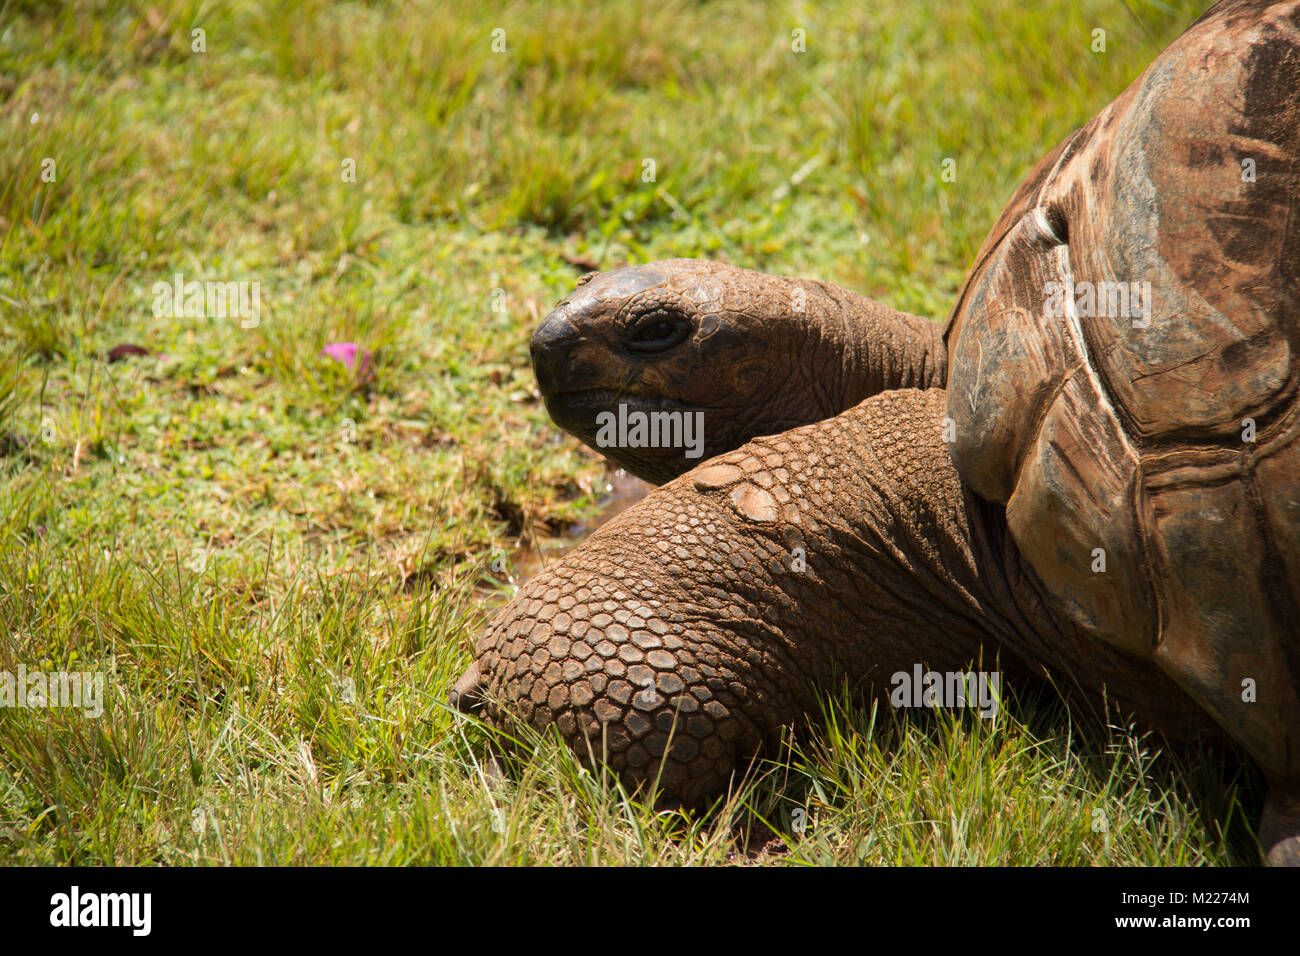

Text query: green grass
(0, 0), (1262, 865)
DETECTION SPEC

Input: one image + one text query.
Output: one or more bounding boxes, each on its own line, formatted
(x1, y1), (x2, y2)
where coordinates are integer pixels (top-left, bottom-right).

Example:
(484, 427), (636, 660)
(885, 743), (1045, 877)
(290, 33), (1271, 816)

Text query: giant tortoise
(452, 0), (1300, 863)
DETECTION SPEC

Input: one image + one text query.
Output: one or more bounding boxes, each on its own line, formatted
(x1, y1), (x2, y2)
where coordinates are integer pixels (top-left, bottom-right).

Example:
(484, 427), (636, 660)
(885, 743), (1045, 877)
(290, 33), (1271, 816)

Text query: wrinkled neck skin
(713, 275), (948, 460)
(796, 278), (948, 405)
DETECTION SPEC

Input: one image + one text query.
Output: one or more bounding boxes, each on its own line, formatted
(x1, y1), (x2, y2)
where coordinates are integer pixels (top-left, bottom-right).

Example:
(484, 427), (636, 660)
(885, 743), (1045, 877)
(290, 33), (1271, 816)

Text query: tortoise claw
(1266, 837), (1300, 867)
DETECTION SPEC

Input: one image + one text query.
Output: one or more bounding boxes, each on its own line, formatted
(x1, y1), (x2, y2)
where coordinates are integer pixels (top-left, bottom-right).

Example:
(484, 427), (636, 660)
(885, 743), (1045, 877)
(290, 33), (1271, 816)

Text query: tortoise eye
(626, 310), (691, 353)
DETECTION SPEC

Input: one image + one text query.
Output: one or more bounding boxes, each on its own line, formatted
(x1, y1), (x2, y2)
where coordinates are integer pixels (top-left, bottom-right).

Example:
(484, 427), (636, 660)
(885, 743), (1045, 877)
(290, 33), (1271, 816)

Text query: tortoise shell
(943, 0), (1300, 779)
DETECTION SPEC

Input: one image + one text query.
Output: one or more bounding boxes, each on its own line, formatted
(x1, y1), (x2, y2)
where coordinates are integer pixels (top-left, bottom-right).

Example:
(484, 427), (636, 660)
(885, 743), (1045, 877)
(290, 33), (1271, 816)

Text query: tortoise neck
(792, 279), (946, 413)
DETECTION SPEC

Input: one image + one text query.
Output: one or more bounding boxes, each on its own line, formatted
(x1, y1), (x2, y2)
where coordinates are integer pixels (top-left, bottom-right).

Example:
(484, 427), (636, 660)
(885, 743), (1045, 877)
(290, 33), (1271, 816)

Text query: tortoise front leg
(452, 389), (1022, 804)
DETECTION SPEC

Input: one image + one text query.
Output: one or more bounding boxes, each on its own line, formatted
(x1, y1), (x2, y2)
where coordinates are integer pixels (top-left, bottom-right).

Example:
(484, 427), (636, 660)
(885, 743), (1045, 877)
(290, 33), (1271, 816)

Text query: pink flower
(319, 342), (374, 382)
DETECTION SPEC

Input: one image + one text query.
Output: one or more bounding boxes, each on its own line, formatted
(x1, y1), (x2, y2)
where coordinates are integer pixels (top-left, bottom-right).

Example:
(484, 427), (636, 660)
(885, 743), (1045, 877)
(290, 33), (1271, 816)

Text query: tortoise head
(531, 259), (839, 484)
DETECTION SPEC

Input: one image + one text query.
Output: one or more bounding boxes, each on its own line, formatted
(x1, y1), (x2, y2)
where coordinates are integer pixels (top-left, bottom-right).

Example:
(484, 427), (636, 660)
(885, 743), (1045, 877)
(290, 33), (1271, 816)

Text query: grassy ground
(0, 0), (1264, 865)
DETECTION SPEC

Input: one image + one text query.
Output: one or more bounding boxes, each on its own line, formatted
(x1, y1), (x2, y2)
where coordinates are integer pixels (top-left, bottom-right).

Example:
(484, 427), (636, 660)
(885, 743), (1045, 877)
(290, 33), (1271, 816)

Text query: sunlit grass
(0, 0), (1251, 865)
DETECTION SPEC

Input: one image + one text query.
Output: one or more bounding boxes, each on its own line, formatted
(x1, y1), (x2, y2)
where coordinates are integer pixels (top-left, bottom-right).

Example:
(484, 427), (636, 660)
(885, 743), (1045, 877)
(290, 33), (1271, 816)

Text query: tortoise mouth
(550, 388), (691, 412)
(542, 388), (705, 445)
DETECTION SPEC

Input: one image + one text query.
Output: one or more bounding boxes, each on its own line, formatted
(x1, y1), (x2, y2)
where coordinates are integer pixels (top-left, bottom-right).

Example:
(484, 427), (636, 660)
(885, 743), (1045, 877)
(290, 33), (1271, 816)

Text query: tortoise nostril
(531, 312), (585, 393)
(531, 312), (581, 365)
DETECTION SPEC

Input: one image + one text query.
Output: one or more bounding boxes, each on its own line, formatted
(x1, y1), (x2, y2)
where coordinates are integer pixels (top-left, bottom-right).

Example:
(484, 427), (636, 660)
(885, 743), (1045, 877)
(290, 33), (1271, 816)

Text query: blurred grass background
(0, 0), (1262, 864)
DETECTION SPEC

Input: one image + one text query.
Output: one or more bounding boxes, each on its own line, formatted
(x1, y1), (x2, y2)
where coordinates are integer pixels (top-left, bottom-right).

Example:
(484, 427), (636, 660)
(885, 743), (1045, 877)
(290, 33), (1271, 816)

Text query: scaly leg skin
(1261, 784), (1300, 866)
(455, 389), (1069, 805)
